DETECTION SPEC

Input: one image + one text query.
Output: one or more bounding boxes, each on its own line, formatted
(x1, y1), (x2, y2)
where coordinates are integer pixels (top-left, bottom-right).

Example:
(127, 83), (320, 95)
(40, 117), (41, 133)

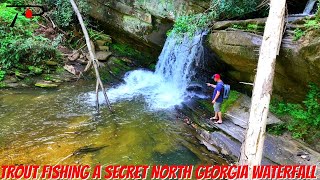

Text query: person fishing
(206, 74), (224, 124)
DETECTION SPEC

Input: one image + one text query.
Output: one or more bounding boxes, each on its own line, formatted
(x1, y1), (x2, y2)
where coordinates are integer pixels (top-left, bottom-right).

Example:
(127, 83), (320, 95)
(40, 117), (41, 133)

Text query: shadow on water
(0, 81), (226, 166)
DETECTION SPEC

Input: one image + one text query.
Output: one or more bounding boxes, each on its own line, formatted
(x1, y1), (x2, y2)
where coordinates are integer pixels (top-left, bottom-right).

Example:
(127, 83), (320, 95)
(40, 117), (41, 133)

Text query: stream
(0, 81), (226, 166)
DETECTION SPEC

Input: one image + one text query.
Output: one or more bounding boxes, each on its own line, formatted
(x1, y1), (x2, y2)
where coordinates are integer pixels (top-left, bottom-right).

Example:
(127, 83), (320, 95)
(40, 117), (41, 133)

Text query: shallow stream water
(0, 81), (226, 167)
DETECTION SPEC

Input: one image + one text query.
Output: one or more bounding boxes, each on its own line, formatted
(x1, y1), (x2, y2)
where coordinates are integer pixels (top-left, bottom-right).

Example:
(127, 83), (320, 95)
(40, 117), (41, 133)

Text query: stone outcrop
(87, 0), (210, 55)
(86, 0), (320, 101)
(181, 94), (320, 170)
(208, 20), (320, 101)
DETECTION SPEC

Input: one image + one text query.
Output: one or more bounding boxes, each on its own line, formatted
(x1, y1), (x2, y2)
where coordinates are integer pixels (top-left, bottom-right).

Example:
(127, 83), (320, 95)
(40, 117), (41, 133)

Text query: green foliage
(247, 24), (260, 31)
(0, 3), (36, 26)
(304, 19), (320, 29)
(270, 84), (320, 139)
(316, 0), (320, 21)
(0, 3), (60, 69)
(231, 23), (264, 32)
(15, 70), (21, 76)
(28, 66), (43, 74)
(44, 74), (53, 81)
(168, 0), (261, 38)
(41, 0), (90, 28)
(0, 70), (6, 81)
(0, 82), (6, 88)
(55, 66), (65, 74)
(110, 43), (151, 61)
(221, 90), (241, 113)
(294, 3), (320, 41)
(167, 12), (215, 38)
(293, 28), (305, 41)
(212, 0), (259, 20)
(267, 124), (286, 136)
(3, 0), (25, 4)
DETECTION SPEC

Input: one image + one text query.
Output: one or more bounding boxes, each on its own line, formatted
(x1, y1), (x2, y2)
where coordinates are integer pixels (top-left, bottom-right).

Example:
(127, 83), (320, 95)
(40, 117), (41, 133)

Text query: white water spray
(87, 31), (207, 110)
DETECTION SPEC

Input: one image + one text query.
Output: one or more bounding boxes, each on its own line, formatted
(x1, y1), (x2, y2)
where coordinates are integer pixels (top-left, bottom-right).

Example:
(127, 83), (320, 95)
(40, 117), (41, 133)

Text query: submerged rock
(73, 145), (107, 156)
(35, 81), (59, 88)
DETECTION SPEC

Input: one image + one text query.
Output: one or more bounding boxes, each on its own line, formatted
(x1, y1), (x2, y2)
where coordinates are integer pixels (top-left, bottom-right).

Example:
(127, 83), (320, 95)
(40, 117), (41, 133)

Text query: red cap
(213, 74), (220, 79)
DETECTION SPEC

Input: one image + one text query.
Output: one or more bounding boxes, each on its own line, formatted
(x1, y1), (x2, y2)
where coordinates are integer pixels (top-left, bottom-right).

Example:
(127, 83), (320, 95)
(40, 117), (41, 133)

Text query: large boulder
(208, 29), (320, 101)
(87, 0), (210, 55)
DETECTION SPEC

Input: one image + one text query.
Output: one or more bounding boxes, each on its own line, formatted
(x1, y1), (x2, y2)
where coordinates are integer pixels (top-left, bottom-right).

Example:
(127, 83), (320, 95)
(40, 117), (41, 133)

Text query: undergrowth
(293, 0), (320, 41)
(0, 3), (60, 70)
(269, 83), (320, 142)
(167, 0), (262, 39)
(221, 90), (241, 113)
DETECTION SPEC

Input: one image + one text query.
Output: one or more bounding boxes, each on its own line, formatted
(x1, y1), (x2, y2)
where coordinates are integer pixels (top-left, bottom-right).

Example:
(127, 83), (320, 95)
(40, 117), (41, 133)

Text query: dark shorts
(214, 102), (222, 112)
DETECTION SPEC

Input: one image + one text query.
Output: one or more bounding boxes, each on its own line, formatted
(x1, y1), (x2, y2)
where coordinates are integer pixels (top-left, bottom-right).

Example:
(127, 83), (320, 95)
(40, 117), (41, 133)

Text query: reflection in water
(0, 81), (226, 167)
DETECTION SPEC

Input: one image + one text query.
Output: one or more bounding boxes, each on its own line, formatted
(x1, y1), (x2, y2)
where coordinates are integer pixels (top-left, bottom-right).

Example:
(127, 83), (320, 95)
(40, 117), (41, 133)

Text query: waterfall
(98, 31), (207, 110)
(303, 0), (317, 15)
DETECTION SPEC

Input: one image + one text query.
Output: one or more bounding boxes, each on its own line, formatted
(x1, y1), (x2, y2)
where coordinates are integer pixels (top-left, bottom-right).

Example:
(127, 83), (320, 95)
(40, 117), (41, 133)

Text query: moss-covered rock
(35, 81), (59, 88)
(86, 0), (211, 57)
(208, 27), (320, 102)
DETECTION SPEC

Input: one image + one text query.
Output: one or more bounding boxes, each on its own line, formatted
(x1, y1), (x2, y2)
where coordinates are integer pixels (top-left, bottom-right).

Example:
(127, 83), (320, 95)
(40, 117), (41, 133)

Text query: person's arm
(212, 91), (220, 104)
(206, 83), (216, 88)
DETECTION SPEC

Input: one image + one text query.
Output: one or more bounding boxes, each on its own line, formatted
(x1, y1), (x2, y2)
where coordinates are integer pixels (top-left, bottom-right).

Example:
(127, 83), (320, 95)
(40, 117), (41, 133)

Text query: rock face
(208, 28), (320, 101)
(87, 0), (210, 55)
(181, 94), (320, 169)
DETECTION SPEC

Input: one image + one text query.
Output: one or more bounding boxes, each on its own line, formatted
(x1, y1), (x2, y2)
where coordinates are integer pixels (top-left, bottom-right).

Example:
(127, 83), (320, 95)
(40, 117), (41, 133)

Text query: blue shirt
(212, 81), (224, 103)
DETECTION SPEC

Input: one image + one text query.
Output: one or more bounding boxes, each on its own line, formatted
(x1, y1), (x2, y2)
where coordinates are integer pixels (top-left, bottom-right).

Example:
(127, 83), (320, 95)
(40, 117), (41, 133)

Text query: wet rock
(64, 65), (78, 75)
(63, 64), (83, 76)
(6, 83), (20, 88)
(98, 46), (110, 51)
(96, 40), (108, 46)
(297, 151), (309, 156)
(187, 94), (320, 167)
(88, 0), (208, 53)
(212, 18), (267, 30)
(76, 58), (88, 65)
(4, 77), (18, 83)
(51, 78), (63, 83)
(35, 81), (59, 88)
(15, 72), (26, 79)
(99, 34), (112, 44)
(225, 94), (282, 129)
(301, 155), (311, 160)
(68, 52), (80, 61)
(95, 51), (112, 61)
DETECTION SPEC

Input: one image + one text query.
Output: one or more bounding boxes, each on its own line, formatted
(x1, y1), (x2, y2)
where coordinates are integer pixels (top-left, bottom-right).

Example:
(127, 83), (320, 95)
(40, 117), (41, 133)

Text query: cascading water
(303, 0), (317, 15)
(90, 30), (207, 110)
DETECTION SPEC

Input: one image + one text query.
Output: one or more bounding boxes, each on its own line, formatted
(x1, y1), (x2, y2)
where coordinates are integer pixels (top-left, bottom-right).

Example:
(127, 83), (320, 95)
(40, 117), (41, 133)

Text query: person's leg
(210, 112), (218, 120)
(214, 103), (223, 124)
(210, 105), (218, 120)
(217, 112), (223, 123)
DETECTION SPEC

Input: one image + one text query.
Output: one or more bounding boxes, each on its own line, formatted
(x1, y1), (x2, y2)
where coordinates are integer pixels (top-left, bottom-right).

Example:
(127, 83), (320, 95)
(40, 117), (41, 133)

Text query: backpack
(223, 84), (231, 99)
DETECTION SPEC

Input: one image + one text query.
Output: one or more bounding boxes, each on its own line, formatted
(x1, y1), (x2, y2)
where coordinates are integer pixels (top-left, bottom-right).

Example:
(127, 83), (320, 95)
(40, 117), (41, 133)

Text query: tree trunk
(238, 0), (286, 178)
(69, 0), (112, 112)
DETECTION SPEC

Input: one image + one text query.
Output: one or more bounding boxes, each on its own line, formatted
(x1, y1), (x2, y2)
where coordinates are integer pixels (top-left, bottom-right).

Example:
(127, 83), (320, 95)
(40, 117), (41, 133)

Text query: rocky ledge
(208, 17), (320, 102)
(180, 94), (320, 174)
